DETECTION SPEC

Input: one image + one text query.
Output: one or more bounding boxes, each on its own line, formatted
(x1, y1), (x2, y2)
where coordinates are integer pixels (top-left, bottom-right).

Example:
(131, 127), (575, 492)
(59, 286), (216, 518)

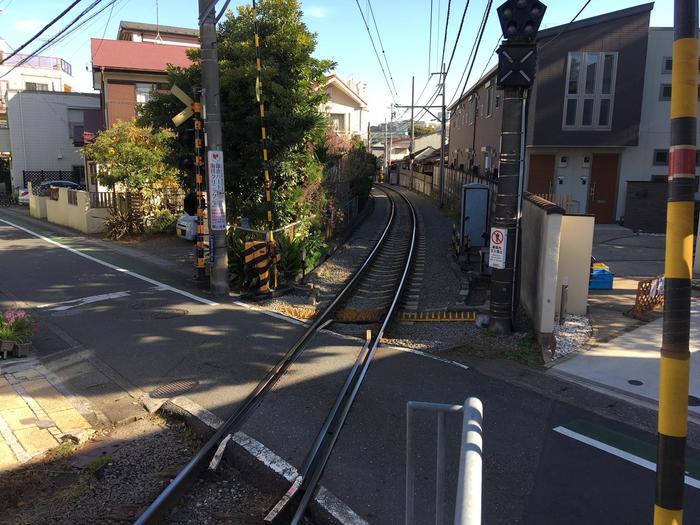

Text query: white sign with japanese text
(489, 227), (507, 269)
(207, 150), (227, 231)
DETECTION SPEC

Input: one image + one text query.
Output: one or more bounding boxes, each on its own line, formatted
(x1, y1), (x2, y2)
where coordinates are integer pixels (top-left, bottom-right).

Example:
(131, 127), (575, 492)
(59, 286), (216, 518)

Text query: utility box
(460, 183), (490, 250)
(176, 214), (198, 241)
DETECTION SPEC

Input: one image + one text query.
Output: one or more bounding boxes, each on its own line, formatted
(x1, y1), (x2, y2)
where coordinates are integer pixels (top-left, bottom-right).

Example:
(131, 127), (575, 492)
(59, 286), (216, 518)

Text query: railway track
(134, 183), (416, 524)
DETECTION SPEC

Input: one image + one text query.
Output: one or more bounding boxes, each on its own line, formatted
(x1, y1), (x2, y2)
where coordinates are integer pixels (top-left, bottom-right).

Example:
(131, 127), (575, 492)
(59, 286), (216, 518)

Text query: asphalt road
(1, 211), (699, 524)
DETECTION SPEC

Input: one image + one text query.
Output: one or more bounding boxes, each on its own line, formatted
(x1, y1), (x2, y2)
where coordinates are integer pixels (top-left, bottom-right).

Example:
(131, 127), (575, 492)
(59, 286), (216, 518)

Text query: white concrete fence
(29, 183), (110, 234)
(519, 193), (594, 346)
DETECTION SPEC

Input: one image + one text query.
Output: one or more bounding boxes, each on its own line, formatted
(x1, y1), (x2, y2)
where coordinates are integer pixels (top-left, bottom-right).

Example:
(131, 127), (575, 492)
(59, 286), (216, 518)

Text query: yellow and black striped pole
(193, 100), (207, 281)
(252, 0), (277, 290)
(655, 2), (697, 523)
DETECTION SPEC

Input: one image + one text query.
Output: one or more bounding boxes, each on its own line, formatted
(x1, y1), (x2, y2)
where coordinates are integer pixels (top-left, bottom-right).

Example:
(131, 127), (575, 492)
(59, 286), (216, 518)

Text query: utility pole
(654, 1), (697, 523)
(439, 62), (446, 207)
(384, 117), (388, 181)
(410, 75), (415, 190)
(367, 122), (371, 154)
(489, 0), (545, 334)
(198, 0), (229, 296)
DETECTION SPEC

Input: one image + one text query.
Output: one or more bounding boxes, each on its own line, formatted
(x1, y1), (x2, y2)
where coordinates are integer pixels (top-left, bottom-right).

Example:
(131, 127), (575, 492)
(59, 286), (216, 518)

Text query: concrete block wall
(44, 187), (109, 234)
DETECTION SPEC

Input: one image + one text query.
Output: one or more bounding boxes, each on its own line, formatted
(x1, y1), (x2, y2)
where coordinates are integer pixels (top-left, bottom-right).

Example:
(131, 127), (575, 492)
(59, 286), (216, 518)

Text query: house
(447, 3), (692, 224)
(0, 39), (86, 190)
(91, 21), (198, 128)
(6, 91), (101, 190)
(321, 74), (367, 137)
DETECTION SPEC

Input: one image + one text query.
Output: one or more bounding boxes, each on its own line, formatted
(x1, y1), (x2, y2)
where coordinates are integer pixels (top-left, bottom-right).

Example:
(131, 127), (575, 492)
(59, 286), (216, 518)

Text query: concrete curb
(158, 395), (368, 525)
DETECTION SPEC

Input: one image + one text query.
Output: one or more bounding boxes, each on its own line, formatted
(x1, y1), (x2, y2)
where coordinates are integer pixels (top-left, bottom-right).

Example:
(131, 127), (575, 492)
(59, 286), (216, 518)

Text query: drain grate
(149, 379), (199, 399)
(628, 379), (644, 386)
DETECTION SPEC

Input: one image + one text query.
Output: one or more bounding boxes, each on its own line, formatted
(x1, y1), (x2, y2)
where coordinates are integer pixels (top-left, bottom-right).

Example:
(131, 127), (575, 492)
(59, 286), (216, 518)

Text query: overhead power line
(540, 0), (592, 49)
(353, 0), (397, 105)
(366, 0), (399, 97)
(428, 0), (433, 75)
(0, 0), (84, 65)
(439, 0), (452, 68)
(448, 0), (493, 107)
(444, 0), (471, 75)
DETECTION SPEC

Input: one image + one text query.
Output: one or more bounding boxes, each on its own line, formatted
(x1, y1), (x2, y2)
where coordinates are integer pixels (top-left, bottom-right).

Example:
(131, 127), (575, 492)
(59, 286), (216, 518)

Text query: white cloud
(306, 6), (328, 18)
(15, 19), (42, 32)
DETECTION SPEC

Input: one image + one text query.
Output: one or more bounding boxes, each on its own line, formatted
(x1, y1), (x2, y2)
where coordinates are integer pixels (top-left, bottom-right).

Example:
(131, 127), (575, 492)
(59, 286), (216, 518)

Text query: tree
(82, 119), (181, 191)
(138, 0), (335, 229)
(413, 123), (439, 138)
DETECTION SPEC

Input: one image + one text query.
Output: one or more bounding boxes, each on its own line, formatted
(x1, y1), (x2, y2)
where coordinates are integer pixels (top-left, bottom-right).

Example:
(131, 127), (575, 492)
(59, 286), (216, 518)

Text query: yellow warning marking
(397, 310), (477, 322)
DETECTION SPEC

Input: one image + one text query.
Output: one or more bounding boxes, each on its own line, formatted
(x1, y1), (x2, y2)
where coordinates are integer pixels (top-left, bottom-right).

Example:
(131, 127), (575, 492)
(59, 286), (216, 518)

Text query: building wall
(619, 28), (700, 218)
(531, 8), (650, 147)
(98, 71), (169, 127)
(323, 87), (364, 136)
(414, 132), (441, 151)
(7, 91), (100, 188)
(448, 73), (502, 174)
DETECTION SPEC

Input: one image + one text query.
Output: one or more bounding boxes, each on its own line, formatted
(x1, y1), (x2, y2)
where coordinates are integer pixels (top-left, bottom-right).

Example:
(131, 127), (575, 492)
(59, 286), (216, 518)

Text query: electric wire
(428, 0), (433, 75)
(447, 0), (492, 107)
(353, 0), (397, 105)
(439, 0), (451, 68)
(0, 0), (84, 64)
(445, 0), (471, 75)
(367, 0), (399, 97)
(540, 0), (592, 49)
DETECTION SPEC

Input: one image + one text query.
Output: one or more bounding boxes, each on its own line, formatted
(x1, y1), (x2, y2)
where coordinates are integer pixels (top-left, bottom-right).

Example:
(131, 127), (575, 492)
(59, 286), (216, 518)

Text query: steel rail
(133, 186), (398, 524)
(268, 184), (417, 524)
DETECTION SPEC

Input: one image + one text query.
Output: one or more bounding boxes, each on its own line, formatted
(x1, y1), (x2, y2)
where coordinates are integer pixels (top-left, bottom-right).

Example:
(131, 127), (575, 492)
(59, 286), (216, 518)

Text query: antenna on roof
(154, 0), (163, 43)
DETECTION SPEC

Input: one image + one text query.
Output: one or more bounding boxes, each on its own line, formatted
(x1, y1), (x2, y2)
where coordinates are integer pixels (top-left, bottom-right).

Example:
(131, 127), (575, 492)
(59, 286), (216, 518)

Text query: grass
(503, 336), (543, 366)
(86, 454), (112, 476)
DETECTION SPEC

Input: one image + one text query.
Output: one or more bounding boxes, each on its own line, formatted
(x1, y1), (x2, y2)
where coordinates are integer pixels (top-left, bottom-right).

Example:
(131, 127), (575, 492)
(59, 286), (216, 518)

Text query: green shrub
(276, 235), (303, 283)
(303, 230), (328, 272)
(0, 309), (34, 343)
(147, 208), (179, 234)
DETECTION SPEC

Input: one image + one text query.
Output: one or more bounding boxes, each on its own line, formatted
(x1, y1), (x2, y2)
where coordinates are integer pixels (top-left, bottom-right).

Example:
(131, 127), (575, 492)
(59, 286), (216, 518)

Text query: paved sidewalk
(550, 299), (700, 415)
(0, 359), (95, 472)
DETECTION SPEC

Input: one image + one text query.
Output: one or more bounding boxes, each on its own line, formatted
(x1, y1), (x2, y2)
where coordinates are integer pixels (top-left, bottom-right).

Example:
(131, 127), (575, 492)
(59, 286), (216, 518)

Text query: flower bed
(0, 307), (35, 358)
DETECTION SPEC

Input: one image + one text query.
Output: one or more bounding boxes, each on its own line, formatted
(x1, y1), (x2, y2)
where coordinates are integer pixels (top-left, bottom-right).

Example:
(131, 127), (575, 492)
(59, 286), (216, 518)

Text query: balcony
(0, 53), (72, 76)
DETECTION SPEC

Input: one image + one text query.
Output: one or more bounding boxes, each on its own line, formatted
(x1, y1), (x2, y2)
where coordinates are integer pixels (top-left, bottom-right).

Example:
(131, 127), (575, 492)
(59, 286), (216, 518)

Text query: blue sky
(0, 0), (674, 125)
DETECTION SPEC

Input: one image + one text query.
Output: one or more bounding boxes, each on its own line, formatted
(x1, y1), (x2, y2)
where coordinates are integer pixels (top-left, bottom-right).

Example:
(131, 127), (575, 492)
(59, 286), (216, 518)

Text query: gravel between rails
(0, 415), (281, 525)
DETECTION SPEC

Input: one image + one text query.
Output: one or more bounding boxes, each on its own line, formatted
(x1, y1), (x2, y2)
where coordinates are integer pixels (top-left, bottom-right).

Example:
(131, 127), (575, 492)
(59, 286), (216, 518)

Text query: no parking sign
(489, 227), (507, 269)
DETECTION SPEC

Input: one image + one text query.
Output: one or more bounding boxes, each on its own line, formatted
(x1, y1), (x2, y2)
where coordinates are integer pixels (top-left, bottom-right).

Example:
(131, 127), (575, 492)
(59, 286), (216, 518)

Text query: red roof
(91, 38), (194, 72)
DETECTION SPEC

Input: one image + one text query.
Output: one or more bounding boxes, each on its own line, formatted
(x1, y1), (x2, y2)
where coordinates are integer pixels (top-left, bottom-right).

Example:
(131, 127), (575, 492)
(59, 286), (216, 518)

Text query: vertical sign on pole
(207, 150), (227, 231)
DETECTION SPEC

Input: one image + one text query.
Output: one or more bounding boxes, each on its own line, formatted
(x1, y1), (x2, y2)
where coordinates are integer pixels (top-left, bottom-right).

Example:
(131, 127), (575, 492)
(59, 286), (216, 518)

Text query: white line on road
(553, 425), (700, 490)
(39, 291), (132, 311)
(0, 218), (218, 306)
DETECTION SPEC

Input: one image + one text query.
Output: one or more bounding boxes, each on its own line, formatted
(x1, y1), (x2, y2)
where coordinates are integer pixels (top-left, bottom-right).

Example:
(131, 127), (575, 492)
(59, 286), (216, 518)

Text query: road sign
(489, 227), (507, 269)
(207, 150), (227, 231)
(170, 85), (195, 126)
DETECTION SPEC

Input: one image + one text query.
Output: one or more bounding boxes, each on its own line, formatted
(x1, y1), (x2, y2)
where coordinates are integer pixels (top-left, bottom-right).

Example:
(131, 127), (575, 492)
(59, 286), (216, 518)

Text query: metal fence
(24, 170), (79, 194)
(406, 397), (484, 525)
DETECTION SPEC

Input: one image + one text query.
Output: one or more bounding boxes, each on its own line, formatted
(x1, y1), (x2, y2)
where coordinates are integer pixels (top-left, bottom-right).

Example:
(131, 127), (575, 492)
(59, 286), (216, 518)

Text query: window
(651, 175), (668, 182)
(662, 57), (673, 74)
(653, 149), (669, 166)
(25, 82), (49, 91)
(72, 165), (85, 185)
(485, 83), (493, 117)
(563, 52), (618, 129)
(495, 95), (501, 109)
(330, 113), (345, 132)
(67, 109), (85, 139)
(660, 84), (672, 100)
(135, 82), (157, 104)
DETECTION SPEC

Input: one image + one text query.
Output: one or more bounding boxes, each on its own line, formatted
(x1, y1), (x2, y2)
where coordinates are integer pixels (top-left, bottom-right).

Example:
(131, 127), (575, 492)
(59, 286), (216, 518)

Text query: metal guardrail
(406, 397), (484, 525)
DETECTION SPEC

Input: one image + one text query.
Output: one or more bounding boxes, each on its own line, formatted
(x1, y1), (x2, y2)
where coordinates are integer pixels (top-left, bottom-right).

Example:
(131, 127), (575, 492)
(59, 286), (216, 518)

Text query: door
(528, 154), (555, 195)
(588, 154), (619, 223)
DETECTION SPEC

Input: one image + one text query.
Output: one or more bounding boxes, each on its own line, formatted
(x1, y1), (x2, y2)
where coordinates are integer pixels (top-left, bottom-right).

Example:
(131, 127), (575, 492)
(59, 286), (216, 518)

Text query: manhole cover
(689, 395), (700, 407)
(151, 308), (188, 319)
(150, 379), (199, 399)
(628, 379), (644, 386)
(131, 298), (167, 310)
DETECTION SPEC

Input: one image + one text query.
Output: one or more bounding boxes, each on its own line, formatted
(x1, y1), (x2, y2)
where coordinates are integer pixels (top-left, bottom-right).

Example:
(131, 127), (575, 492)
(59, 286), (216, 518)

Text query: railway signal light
(496, 0), (546, 42)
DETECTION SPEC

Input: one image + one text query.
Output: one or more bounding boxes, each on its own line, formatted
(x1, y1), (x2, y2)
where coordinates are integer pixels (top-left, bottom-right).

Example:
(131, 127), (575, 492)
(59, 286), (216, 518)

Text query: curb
(157, 396), (368, 525)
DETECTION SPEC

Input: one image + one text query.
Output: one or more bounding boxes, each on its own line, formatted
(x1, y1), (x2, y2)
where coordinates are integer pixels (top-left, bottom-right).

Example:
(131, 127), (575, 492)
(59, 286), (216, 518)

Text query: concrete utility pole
(489, 0), (545, 334)
(654, 1), (697, 523)
(439, 62), (446, 207)
(198, 0), (229, 296)
(384, 117), (388, 179)
(410, 75), (415, 189)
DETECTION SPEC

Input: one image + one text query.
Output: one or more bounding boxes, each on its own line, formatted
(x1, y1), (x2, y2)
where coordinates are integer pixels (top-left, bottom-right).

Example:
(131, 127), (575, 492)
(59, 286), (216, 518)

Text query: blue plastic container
(589, 268), (614, 290)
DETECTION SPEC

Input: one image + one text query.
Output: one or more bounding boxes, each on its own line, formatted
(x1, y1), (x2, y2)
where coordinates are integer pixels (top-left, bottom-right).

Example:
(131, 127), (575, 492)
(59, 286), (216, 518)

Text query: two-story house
(91, 21), (198, 128)
(321, 74), (367, 137)
(448, 3), (681, 224)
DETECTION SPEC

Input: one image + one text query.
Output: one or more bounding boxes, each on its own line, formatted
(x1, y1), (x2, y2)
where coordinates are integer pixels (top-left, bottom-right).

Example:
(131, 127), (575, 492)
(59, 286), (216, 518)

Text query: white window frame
(562, 51), (618, 131)
(135, 82), (157, 104)
(485, 81), (494, 118)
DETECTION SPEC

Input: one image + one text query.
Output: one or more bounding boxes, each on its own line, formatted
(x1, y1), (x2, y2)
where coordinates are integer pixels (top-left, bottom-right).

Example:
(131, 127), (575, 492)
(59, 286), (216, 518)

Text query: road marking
(553, 425), (700, 490)
(39, 291), (131, 311)
(0, 218), (217, 306)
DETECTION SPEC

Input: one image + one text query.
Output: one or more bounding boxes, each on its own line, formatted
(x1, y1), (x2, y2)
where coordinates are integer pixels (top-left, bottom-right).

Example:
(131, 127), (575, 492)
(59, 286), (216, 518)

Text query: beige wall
(28, 183), (48, 219)
(557, 215), (595, 316)
(45, 187), (109, 234)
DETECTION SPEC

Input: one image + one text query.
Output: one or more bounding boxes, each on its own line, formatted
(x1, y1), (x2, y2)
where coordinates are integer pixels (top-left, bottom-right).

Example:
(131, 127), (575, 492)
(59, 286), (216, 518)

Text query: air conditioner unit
(481, 146), (489, 153)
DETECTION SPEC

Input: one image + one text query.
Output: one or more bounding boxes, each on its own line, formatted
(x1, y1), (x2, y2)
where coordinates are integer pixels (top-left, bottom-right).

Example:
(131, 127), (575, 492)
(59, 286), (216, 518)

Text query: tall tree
(139, 0), (335, 228)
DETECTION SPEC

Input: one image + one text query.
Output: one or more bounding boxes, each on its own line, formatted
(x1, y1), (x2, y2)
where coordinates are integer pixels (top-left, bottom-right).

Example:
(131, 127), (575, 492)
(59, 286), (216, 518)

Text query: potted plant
(0, 308), (34, 358)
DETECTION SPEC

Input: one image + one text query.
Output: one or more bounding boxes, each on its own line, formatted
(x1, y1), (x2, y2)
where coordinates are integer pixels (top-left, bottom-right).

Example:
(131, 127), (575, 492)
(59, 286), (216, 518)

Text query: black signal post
(489, 0), (546, 334)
